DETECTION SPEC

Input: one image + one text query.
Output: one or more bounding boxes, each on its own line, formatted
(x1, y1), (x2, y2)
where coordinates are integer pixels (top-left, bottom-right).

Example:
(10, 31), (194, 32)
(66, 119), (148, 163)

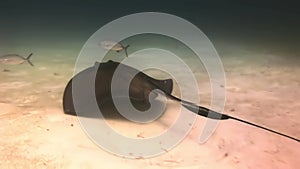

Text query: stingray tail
(181, 103), (229, 120)
(228, 115), (300, 142)
(148, 78), (300, 142)
(26, 53), (34, 66)
(182, 101), (300, 142)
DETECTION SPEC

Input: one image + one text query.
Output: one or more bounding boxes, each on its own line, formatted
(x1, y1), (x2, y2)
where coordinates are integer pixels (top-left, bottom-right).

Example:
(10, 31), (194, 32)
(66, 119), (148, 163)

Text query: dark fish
(62, 60), (300, 142)
(0, 53), (34, 66)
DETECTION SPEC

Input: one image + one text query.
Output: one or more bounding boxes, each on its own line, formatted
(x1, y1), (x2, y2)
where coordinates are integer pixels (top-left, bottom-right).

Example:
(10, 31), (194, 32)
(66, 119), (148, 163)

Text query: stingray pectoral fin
(63, 66), (98, 116)
(63, 78), (97, 116)
(63, 79), (76, 115)
(148, 78), (173, 95)
(128, 83), (148, 100)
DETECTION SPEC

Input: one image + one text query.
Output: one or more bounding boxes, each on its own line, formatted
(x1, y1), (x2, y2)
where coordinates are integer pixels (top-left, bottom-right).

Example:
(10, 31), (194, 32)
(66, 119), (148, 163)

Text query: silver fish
(100, 41), (130, 57)
(0, 53), (34, 66)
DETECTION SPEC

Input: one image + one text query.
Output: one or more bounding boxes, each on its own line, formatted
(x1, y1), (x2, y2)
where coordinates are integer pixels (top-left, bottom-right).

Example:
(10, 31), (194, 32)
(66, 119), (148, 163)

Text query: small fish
(0, 53), (34, 66)
(100, 41), (130, 57)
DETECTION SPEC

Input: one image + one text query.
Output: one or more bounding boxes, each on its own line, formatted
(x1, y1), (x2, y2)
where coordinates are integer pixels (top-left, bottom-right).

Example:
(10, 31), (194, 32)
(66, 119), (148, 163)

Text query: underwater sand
(0, 43), (300, 169)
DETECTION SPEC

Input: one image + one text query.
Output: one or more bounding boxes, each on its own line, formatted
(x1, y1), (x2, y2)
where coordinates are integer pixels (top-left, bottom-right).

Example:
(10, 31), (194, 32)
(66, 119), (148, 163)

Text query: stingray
(63, 60), (300, 142)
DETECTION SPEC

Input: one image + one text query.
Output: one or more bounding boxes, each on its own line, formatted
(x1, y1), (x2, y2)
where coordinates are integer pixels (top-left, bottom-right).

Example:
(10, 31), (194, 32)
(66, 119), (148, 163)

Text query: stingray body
(63, 60), (173, 115)
(63, 60), (300, 142)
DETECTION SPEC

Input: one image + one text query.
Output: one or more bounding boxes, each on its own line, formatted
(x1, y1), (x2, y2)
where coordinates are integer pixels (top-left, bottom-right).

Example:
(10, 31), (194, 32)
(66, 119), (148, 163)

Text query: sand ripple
(0, 81), (32, 90)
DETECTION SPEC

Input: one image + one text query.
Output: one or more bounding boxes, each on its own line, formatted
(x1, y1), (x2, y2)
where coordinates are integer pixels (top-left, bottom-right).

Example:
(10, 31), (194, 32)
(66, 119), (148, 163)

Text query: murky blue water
(1, 2), (300, 168)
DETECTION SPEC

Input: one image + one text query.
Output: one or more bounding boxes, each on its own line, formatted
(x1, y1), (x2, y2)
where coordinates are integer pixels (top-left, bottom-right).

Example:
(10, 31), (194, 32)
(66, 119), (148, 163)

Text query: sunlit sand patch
(45, 114), (66, 122)
(2, 71), (29, 76)
(0, 103), (18, 116)
(0, 81), (32, 90)
(0, 93), (40, 107)
(0, 43), (299, 169)
(15, 95), (39, 105)
(41, 84), (65, 90)
(225, 86), (241, 92)
(37, 66), (47, 70)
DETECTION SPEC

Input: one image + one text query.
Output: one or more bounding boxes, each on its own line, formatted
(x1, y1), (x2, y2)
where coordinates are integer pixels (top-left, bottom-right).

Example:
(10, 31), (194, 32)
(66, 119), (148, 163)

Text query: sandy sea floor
(0, 42), (300, 169)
